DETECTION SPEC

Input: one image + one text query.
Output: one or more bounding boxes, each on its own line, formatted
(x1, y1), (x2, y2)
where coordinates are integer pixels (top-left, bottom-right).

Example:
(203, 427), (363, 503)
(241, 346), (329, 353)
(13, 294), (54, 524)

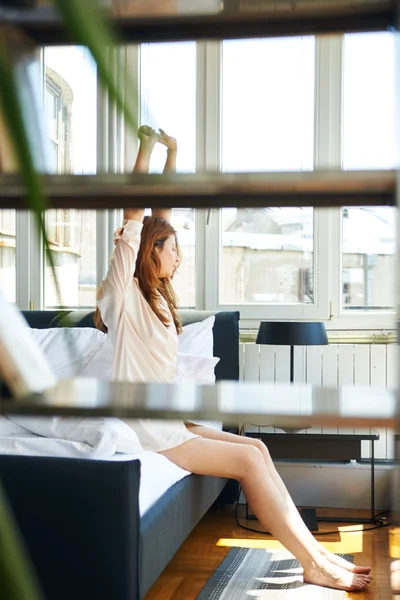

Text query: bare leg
(122, 125), (158, 223)
(159, 438), (372, 591)
(159, 128), (177, 174)
(185, 424), (371, 575)
(133, 125), (159, 173)
(151, 128), (178, 223)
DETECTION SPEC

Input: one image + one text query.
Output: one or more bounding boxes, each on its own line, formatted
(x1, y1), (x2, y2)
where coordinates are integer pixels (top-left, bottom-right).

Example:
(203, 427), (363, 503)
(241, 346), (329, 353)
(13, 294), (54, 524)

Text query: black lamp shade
(256, 321), (328, 346)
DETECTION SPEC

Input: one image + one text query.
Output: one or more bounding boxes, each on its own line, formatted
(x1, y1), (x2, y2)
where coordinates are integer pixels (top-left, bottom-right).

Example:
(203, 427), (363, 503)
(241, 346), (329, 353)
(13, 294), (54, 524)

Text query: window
(44, 209), (97, 308)
(44, 47), (97, 309)
(220, 208), (313, 305)
(342, 207), (396, 311)
(343, 32), (397, 170)
(12, 35), (397, 330)
(222, 37), (315, 173)
(0, 210), (16, 303)
(140, 42), (197, 308)
(219, 37), (316, 313)
(342, 33), (396, 315)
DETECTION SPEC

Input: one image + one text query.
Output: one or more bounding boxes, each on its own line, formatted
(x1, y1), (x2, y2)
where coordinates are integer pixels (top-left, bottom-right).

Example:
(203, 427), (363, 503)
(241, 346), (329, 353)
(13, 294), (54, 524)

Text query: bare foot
(319, 547), (371, 574)
(138, 125), (159, 151)
(157, 128), (177, 152)
(303, 559), (372, 592)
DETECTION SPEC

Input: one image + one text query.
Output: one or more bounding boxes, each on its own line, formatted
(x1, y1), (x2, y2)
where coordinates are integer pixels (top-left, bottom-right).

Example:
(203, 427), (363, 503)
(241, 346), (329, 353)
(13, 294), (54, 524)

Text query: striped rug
(197, 548), (353, 599)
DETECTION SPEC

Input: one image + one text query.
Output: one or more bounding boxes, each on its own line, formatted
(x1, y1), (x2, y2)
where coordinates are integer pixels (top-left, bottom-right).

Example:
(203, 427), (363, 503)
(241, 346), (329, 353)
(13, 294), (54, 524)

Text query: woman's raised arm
(104, 126), (158, 294)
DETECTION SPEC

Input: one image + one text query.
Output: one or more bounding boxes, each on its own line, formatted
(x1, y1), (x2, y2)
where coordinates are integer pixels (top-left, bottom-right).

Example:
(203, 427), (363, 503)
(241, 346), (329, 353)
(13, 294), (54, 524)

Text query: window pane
(342, 33), (396, 312)
(221, 208), (313, 304)
(222, 37), (315, 173)
(140, 42), (196, 308)
(45, 209), (97, 308)
(221, 38), (315, 305)
(0, 210), (16, 303)
(343, 32), (396, 170)
(44, 47), (97, 309)
(342, 207), (396, 311)
(45, 88), (59, 140)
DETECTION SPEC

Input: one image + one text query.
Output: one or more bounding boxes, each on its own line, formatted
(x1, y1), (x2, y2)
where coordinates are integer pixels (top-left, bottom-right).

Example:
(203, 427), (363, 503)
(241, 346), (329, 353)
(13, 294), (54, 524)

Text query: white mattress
(108, 450), (191, 515)
(0, 419), (224, 516)
(109, 419), (223, 514)
(0, 437), (191, 517)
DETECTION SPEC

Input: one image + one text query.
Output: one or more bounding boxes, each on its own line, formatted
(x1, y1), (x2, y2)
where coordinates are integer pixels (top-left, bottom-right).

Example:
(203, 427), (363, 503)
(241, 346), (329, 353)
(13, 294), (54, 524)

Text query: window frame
(202, 34), (396, 331)
(12, 37), (396, 331)
(15, 48), (122, 311)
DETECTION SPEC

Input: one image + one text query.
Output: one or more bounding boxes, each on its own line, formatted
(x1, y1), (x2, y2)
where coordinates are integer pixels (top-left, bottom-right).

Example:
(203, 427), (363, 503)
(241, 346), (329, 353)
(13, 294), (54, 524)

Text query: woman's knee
(236, 445), (264, 480)
(250, 438), (273, 463)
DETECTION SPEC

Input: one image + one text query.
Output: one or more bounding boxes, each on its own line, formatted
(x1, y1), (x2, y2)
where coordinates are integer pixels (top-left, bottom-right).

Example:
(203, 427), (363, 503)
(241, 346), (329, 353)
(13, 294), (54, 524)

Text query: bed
(0, 309), (240, 600)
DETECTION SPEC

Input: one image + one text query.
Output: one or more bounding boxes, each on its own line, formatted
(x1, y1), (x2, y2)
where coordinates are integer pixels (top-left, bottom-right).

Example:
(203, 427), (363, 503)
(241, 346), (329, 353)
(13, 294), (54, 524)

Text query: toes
(352, 576), (370, 590)
(350, 563), (371, 574)
(138, 124), (149, 134)
(355, 566), (371, 574)
(357, 575), (372, 585)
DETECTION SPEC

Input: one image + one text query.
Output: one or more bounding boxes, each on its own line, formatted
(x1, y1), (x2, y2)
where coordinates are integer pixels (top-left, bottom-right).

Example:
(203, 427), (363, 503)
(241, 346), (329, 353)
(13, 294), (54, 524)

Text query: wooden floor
(145, 505), (393, 600)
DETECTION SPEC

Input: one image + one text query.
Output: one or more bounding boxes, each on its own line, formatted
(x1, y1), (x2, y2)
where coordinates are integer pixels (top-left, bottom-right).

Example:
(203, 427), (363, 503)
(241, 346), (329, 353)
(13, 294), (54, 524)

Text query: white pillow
(82, 344), (220, 385)
(81, 339), (114, 380)
(7, 415), (144, 455)
(81, 316), (218, 381)
(29, 327), (107, 378)
(174, 353), (219, 385)
(178, 316), (215, 358)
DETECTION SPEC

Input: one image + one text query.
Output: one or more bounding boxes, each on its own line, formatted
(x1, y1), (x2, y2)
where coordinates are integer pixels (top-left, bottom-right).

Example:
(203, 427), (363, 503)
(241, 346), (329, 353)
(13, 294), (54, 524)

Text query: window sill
(239, 331), (397, 344)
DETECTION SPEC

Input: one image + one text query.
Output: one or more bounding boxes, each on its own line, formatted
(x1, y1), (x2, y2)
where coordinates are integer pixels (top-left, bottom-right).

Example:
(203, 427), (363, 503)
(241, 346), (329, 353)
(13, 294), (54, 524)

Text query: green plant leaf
(0, 31), (46, 212)
(0, 4), (140, 599)
(0, 482), (44, 600)
(0, 26), (63, 306)
(53, 0), (138, 135)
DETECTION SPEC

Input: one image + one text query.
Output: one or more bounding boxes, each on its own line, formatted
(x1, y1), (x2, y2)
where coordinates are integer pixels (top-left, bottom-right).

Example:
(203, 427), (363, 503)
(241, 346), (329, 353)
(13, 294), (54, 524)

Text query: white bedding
(0, 433), (191, 516)
(109, 450), (191, 515)
(0, 316), (225, 514)
(0, 415), (222, 516)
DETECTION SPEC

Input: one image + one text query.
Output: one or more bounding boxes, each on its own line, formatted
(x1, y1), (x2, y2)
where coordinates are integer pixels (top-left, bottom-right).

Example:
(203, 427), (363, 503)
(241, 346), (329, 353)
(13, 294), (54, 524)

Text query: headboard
(21, 309), (240, 382)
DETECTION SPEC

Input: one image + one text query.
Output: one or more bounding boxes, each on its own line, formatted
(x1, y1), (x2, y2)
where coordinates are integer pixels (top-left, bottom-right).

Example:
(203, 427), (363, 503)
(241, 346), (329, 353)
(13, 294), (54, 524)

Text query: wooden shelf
(0, 170), (395, 209)
(1, 380), (398, 428)
(1, 1), (396, 45)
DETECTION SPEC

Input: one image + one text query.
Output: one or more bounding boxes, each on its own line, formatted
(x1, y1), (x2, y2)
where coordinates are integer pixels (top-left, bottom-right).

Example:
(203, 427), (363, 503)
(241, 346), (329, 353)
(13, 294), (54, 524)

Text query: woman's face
(156, 235), (180, 278)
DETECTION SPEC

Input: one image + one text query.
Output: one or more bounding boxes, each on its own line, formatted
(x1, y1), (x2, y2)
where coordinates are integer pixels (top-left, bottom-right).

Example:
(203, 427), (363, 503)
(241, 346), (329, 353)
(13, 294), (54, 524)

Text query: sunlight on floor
(217, 524), (364, 555)
(390, 527), (400, 558)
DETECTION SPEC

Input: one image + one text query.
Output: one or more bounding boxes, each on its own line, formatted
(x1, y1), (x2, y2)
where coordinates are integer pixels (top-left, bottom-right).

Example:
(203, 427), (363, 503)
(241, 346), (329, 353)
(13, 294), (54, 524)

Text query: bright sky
(343, 32), (397, 170)
(45, 46), (97, 175)
(140, 42), (197, 173)
(44, 34), (397, 245)
(45, 33), (396, 175)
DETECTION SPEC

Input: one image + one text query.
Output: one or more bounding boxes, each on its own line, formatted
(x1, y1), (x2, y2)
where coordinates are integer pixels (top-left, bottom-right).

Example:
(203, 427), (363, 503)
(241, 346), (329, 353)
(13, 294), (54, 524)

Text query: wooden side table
(244, 431), (380, 530)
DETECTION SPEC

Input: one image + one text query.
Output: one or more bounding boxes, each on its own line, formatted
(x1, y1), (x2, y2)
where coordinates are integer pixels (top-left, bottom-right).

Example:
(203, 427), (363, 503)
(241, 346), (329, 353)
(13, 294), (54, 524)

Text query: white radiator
(239, 343), (398, 460)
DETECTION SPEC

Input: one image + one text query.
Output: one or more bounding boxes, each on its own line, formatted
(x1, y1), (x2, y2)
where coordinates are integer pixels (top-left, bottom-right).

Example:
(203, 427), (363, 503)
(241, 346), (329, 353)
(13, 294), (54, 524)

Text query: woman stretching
(95, 125), (372, 592)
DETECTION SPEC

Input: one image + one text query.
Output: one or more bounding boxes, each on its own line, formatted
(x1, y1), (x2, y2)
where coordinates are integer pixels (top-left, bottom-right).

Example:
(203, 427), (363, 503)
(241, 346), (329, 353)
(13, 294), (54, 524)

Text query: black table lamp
(256, 321), (329, 383)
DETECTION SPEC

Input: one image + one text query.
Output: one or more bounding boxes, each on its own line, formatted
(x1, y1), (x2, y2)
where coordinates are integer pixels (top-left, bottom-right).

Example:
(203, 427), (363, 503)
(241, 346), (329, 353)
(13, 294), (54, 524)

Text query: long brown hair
(94, 216), (182, 334)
